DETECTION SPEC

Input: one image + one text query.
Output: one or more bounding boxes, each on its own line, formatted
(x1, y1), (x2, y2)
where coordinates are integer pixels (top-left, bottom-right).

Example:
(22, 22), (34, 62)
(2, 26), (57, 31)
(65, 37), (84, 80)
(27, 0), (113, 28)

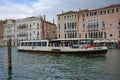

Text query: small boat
(17, 38), (108, 56)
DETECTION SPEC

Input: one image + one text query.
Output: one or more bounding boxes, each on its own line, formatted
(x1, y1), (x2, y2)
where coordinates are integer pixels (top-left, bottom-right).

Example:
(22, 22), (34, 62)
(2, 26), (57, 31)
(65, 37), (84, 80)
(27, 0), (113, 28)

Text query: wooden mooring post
(8, 39), (12, 70)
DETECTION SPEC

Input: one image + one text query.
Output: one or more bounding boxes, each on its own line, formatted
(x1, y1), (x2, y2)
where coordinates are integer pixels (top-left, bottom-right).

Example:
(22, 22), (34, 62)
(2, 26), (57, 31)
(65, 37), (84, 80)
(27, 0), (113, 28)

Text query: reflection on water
(0, 47), (120, 80)
(8, 70), (12, 80)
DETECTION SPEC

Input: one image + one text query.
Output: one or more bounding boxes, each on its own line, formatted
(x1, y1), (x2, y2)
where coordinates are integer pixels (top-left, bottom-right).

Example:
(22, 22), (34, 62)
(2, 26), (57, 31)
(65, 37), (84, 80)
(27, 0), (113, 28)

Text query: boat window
(24, 42), (27, 46)
(73, 40), (78, 45)
(37, 42), (41, 46)
(33, 42), (36, 46)
(21, 42), (24, 46)
(42, 42), (47, 46)
(28, 42), (32, 46)
(86, 40), (91, 44)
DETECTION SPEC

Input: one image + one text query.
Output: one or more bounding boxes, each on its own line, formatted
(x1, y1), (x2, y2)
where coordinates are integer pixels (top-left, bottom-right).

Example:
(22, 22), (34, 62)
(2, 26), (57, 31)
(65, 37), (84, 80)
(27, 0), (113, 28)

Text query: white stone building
(3, 16), (43, 46)
(3, 19), (17, 46)
(16, 16), (43, 43)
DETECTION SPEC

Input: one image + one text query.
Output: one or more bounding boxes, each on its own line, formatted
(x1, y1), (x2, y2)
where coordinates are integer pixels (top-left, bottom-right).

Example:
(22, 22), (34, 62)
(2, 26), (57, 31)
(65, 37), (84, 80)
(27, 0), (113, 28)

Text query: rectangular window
(30, 33), (31, 37)
(58, 24), (60, 31)
(42, 42), (47, 46)
(37, 42), (41, 46)
(37, 32), (39, 36)
(109, 9), (114, 13)
(85, 33), (87, 38)
(104, 32), (106, 38)
(24, 42), (27, 46)
(21, 42), (24, 46)
(75, 22), (77, 29)
(83, 18), (85, 22)
(59, 34), (60, 39)
(119, 19), (120, 26)
(37, 23), (39, 27)
(82, 14), (85, 17)
(33, 42), (36, 46)
(67, 16), (69, 19)
(29, 24), (31, 29)
(65, 34), (66, 38)
(116, 8), (120, 12)
(119, 31), (120, 37)
(86, 13), (88, 16)
(102, 21), (105, 27)
(64, 23), (66, 30)
(67, 23), (69, 29)
(75, 14), (76, 18)
(33, 23), (35, 25)
(28, 42), (32, 46)
(104, 10), (106, 14)
(72, 23), (74, 29)
(82, 24), (85, 32)
(58, 17), (60, 20)
(73, 40), (78, 45)
(64, 16), (66, 20)
(108, 10), (109, 13)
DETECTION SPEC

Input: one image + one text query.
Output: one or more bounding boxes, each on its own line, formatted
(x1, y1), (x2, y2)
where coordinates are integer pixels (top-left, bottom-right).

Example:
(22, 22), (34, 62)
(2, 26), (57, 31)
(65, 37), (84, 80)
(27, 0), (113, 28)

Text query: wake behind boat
(17, 38), (108, 56)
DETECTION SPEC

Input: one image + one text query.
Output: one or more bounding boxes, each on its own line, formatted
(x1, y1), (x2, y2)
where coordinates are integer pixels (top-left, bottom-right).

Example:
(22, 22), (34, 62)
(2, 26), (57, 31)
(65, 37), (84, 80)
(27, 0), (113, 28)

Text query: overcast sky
(0, 0), (120, 23)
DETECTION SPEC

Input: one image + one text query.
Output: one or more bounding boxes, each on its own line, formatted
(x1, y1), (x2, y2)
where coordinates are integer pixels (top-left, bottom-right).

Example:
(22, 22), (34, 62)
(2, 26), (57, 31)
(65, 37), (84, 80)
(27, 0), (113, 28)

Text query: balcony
(65, 29), (77, 32)
(94, 28), (99, 31)
(101, 27), (105, 30)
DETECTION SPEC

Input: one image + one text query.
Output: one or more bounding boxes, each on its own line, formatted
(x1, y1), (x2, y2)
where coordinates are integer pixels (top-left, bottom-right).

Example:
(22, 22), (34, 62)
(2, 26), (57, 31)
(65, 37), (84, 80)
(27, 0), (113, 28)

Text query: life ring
(82, 46), (87, 49)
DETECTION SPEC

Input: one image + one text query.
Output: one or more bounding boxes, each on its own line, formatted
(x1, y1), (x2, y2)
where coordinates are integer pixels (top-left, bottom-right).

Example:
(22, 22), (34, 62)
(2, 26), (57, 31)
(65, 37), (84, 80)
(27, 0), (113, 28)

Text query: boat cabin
(19, 38), (94, 48)
(19, 40), (49, 47)
(49, 38), (94, 48)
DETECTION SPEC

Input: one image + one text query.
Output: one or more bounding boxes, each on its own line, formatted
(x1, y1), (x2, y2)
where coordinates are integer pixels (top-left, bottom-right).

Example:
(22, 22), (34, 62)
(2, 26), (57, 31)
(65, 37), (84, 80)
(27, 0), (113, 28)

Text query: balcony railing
(88, 28), (99, 32)
(101, 27), (105, 30)
(65, 29), (77, 32)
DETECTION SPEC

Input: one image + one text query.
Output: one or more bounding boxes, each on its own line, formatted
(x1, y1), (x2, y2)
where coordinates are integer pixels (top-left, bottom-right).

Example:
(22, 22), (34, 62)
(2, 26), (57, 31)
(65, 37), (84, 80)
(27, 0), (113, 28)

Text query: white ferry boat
(17, 38), (108, 56)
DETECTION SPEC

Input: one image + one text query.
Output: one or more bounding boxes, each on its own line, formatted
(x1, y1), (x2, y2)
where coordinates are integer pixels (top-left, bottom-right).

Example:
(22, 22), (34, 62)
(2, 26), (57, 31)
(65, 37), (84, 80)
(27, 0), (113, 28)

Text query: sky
(0, 0), (120, 23)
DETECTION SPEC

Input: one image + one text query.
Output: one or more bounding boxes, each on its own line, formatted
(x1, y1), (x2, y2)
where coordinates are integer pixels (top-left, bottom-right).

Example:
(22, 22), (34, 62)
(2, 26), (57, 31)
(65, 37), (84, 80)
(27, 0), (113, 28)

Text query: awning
(110, 40), (118, 43)
(93, 39), (118, 43)
(93, 40), (101, 43)
(101, 40), (110, 43)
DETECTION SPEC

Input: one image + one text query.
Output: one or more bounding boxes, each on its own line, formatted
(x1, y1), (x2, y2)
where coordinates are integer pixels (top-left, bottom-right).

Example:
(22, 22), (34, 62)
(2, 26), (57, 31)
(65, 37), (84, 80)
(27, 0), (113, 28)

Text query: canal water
(0, 47), (120, 80)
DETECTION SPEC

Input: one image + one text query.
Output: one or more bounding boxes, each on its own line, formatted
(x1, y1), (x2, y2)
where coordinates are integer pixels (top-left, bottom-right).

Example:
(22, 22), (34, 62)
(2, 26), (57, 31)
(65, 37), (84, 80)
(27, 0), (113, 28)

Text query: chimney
(44, 15), (46, 21)
(53, 19), (55, 24)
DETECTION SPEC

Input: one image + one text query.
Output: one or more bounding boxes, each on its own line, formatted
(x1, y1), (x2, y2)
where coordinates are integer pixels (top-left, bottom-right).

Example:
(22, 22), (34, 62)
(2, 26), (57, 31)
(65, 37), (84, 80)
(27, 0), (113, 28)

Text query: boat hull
(17, 46), (108, 56)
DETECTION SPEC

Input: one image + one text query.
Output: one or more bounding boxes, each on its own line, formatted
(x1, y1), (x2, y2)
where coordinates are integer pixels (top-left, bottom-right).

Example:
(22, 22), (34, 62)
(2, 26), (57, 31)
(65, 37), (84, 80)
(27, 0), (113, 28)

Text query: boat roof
(20, 38), (93, 42)
(51, 38), (93, 41)
(20, 39), (49, 42)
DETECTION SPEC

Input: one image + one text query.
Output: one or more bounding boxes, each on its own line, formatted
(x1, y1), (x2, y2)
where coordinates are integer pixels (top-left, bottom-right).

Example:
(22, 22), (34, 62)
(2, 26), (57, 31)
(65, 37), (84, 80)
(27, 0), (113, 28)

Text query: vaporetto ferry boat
(17, 38), (108, 56)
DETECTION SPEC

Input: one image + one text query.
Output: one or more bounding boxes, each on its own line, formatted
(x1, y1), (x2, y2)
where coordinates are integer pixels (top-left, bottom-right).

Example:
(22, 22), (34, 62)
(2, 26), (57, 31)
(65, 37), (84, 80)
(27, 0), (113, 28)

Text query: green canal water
(0, 47), (120, 80)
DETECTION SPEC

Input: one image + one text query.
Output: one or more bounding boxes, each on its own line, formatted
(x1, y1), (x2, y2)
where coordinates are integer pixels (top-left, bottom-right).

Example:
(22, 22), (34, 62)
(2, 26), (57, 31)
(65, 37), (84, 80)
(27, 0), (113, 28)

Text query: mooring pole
(8, 39), (12, 70)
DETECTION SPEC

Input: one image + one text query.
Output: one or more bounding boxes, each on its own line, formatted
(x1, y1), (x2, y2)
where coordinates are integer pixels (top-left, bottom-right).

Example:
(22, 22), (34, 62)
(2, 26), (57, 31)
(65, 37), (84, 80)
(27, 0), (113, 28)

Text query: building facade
(0, 20), (7, 45)
(3, 19), (16, 46)
(16, 16), (43, 42)
(3, 16), (57, 46)
(43, 21), (57, 39)
(57, 11), (79, 39)
(78, 4), (120, 47)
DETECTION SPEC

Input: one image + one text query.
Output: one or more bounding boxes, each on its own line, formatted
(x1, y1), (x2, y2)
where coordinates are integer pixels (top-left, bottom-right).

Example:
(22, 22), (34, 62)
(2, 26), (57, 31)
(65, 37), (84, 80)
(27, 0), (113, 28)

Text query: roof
(51, 38), (93, 41)
(80, 4), (120, 12)
(0, 20), (7, 27)
(57, 11), (78, 16)
(44, 20), (56, 26)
